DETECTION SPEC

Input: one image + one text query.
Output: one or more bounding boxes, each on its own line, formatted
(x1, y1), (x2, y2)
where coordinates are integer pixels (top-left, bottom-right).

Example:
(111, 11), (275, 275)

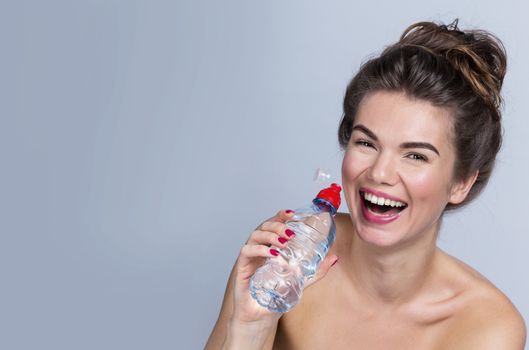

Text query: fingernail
(270, 249), (280, 256)
(331, 258), (339, 267)
(285, 229), (295, 237)
(286, 210), (294, 214)
(278, 237), (288, 244)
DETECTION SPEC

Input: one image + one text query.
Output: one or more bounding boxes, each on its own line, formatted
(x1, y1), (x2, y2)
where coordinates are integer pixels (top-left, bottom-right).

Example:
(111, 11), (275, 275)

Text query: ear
(448, 171), (479, 205)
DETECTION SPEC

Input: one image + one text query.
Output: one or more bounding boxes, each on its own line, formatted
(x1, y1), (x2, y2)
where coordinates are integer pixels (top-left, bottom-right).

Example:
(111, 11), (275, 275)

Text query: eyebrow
(352, 124), (440, 156)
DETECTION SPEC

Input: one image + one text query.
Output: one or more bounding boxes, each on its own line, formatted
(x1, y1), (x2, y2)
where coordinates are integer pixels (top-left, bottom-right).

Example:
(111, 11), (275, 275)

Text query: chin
(355, 225), (405, 248)
(346, 209), (400, 249)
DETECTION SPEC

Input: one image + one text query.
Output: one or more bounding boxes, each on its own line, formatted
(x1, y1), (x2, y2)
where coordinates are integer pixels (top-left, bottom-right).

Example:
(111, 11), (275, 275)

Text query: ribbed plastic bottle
(249, 183), (342, 313)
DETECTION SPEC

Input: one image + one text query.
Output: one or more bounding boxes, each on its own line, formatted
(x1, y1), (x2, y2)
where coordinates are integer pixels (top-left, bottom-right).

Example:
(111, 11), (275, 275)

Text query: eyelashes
(355, 140), (373, 148)
(353, 140), (429, 162)
(407, 153), (428, 162)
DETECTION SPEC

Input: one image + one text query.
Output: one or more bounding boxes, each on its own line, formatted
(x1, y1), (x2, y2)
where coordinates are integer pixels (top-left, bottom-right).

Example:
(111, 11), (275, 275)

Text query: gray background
(1, 1), (527, 349)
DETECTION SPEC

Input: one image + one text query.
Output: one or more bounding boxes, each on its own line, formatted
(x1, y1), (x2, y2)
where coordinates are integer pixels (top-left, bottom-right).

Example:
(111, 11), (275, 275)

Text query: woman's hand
(206, 209), (339, 349)
(231, 209), (339, 326)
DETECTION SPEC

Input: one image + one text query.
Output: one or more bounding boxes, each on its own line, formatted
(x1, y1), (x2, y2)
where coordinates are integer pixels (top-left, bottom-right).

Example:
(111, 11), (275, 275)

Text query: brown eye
(355, 140), (375, 149)
(407, 153), (428, 162)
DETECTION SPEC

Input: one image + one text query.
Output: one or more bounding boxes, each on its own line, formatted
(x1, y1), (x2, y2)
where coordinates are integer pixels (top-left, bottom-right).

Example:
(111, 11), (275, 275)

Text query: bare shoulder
(332, 212), (354, 250)
(335, 211), (353, 227)
(438, 252), (527, 349)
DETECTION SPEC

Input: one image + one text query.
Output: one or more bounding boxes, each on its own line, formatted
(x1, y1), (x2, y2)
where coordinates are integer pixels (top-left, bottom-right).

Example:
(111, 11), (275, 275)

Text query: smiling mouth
(359, 191), (408, 216)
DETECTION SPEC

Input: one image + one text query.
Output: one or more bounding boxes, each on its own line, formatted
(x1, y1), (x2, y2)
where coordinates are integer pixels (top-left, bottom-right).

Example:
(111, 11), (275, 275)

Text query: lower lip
(360, 196), (403, 225)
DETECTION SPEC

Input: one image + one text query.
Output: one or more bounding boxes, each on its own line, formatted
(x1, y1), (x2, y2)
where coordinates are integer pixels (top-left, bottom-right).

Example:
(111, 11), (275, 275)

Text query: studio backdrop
(1, 1), (527, 349)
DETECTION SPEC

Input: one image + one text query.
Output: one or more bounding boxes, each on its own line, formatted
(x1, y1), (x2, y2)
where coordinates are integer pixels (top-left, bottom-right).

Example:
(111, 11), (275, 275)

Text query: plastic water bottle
(249, 183), (342, 313)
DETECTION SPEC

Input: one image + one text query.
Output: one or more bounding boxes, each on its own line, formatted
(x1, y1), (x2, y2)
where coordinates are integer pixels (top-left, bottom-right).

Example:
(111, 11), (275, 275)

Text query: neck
(345, 223), (440, 307)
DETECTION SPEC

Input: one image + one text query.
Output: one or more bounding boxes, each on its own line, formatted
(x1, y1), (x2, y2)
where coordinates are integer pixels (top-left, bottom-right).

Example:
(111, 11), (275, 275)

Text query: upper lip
(359, 187), (407, 204)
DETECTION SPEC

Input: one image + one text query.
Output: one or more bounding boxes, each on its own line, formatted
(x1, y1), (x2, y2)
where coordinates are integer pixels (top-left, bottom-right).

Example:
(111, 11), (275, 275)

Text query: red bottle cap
(315, 183), (341, 210)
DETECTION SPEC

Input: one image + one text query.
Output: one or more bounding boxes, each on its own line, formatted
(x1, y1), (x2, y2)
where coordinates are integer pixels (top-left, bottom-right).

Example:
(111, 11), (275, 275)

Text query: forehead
(354, 90), (453, 148)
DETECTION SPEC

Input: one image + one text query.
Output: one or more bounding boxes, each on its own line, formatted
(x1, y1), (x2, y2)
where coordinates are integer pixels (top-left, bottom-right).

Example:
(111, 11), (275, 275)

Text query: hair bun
(398, 19), (507, 110)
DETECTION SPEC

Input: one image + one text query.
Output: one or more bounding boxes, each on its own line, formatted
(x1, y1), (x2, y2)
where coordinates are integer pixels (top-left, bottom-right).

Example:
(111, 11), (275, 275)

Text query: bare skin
(205, 211), (525, 350)
(205, 210), (340, 350)
(205, 91), (526, 349)
(273, 213), (526, 349)
(271, 91), (526, 349)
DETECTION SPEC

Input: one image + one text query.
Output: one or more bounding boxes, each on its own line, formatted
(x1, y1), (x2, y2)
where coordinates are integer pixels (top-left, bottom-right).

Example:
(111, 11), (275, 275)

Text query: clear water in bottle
(249, 184), (341, 313)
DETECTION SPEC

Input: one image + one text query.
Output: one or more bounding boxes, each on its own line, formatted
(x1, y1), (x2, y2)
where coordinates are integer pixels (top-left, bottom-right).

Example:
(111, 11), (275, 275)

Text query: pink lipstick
(358, 188), (407, 225)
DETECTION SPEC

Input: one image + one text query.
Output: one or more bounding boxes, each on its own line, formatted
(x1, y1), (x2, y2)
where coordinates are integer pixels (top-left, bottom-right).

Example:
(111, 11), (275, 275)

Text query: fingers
(248, 210), (296, 245)
(248, 229), (290, 247)
(237, 241), (283, 276)
(257, 221), (295, 238)
(252, 209), (295, 232)
(239, 209), (296, 268)
(240, 243), (280, 260)
(272, 209), (296, 223)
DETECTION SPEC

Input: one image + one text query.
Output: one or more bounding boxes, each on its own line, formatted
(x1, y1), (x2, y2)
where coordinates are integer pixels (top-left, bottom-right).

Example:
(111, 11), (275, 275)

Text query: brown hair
(337, 20), (507, 211)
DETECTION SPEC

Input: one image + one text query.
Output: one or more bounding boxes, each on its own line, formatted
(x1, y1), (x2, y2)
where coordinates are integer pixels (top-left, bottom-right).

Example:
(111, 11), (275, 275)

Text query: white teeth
(363, 192), (406, 208)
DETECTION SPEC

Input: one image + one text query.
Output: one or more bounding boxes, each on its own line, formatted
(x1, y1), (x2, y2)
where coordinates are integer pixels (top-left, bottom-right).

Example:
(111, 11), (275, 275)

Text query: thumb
(306, 255), (339, 288)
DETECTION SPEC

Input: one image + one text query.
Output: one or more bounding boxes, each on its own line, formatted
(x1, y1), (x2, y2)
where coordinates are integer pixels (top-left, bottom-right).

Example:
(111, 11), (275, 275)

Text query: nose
(366, 152), (398, 186)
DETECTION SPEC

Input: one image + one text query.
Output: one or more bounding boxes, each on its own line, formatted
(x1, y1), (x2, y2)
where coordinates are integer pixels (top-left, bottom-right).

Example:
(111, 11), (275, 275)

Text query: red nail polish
(286, 210), (294, 214)
(331, 258), (339, 267)
(285, 229), (295, 237)
(270, 249), (279, 256)
(278, 237), (288, 244)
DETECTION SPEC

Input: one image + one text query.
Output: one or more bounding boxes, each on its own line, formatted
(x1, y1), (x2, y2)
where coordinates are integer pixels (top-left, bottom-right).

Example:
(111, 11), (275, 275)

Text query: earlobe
(449, 171), (479, 205)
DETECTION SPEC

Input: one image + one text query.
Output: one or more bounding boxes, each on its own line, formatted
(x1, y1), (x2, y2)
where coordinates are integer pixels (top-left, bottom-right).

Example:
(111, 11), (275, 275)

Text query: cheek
(342, 152), (359, 183)
(341, 149), (369, 182)
(407, 169), (450, 203)
(341, 153), (353, 180)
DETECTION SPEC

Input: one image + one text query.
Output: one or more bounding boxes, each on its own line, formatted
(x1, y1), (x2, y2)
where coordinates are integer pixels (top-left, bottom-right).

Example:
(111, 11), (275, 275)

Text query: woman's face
(341, 90), (470, 248)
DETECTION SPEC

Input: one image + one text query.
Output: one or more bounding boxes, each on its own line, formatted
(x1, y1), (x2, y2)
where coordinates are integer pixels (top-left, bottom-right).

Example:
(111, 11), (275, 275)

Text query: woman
(205, 20), (526, 349)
